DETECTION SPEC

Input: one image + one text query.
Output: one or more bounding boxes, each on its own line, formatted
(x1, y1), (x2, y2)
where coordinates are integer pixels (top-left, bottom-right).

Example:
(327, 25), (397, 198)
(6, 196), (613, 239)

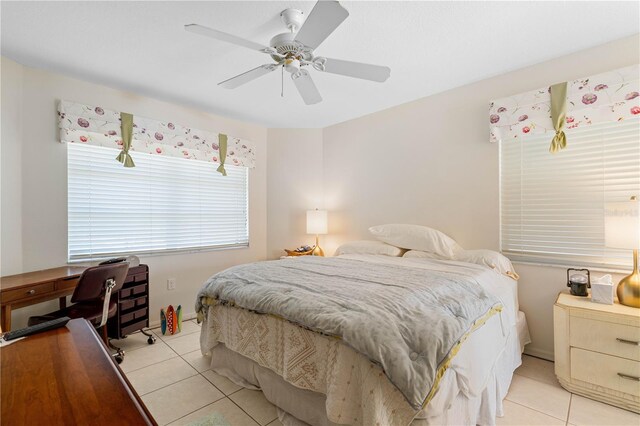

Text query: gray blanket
(196, 256), (501, 409)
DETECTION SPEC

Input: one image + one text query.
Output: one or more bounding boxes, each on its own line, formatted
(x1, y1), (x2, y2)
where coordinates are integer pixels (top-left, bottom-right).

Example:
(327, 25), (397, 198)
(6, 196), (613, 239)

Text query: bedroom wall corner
(266, 128), (324, 259)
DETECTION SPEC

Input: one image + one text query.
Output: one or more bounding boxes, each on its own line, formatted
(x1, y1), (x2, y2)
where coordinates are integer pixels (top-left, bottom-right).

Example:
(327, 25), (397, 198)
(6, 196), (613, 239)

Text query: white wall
(1, 58), (24, 274)
(266, 128), (324, 259)
(268, 35), (639, 360)
(0, 57), (268, 328)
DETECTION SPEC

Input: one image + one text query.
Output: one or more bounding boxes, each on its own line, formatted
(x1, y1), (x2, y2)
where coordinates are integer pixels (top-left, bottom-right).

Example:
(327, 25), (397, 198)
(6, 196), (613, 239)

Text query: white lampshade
(306, 210), (328, 235)
(605, 199), (640, 249)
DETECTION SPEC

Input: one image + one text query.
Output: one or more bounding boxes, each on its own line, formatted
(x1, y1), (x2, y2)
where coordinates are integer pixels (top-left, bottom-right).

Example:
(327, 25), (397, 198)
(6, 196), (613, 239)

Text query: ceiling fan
(185, 1), (391, 105)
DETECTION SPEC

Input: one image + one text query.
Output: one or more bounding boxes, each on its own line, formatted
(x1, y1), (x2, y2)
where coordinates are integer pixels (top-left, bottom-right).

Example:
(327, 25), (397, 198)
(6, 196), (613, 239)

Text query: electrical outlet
(167, 278), (176, 291)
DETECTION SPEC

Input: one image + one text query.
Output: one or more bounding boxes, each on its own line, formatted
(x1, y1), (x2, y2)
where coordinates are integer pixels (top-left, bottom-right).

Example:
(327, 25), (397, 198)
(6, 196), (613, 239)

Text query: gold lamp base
(311, 235), (324, 257)
(618, 249), (640, 308)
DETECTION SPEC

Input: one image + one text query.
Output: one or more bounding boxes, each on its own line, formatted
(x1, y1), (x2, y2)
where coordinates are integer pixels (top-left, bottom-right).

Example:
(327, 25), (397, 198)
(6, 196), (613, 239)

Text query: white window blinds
(68, 143), (249, 261)
(500, 119), (640, 268)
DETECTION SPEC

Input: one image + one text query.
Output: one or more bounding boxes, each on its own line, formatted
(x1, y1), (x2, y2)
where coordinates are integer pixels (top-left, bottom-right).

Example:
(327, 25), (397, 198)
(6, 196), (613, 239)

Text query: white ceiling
(2, 1), (638, 128)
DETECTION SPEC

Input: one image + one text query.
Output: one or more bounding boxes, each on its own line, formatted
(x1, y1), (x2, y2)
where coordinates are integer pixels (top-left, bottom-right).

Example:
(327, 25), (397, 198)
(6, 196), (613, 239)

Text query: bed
(196, 254), (530, 426)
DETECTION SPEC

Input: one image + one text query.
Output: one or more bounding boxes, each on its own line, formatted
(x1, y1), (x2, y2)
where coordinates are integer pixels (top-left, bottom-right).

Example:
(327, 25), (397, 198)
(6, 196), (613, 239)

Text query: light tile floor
(116, 320), (640, 426)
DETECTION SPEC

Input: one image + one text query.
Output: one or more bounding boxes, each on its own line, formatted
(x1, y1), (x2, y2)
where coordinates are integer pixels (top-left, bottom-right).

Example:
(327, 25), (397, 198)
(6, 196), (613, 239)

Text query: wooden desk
(0, 266), (88, 331)
(1, 318), (156, 425)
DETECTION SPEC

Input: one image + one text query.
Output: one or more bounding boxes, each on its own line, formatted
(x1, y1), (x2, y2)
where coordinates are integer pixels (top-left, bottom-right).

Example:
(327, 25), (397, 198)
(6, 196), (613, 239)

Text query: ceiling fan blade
(219, 64), (279, 89)
(185, 24), (277, 55)
(294, 1), (349, 50)
(319, 58), (391, 82)
(291, 69), (322, 105)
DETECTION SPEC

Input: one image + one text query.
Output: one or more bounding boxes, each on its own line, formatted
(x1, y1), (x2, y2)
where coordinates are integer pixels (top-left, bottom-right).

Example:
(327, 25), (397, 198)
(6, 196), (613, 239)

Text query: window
(500, 119), (640, 268)
(68, 143), (249, 261)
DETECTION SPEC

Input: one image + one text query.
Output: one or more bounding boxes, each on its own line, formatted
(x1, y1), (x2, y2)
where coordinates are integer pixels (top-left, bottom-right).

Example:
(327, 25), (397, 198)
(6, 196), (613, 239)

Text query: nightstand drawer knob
(616, 337), (640, 346)
(617, 373), (640, 381)
(27, 289), (36, 295)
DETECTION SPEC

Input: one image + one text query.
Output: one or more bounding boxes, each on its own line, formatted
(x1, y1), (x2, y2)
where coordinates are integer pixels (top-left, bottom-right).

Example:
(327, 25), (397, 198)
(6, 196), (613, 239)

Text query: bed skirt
(200, 304), (529, 426)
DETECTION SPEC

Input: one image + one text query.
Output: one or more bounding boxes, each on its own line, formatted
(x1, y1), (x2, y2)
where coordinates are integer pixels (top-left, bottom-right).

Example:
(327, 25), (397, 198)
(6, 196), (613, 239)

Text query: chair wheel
(147, 336), (156, 344)
(115, 355), (124, 364)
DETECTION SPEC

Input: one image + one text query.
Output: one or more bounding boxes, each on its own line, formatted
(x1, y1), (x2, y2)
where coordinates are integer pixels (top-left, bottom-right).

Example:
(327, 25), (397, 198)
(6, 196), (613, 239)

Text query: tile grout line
(133, 322), (203, 375)
(139, 373), (205, 398)
(115, 328), (200, 358)
(132, 350), (201, 396)
(504, 398), (569, 423)
(565, 394), (573, 426)
(155, 330), (201, 358)
(162, 394), (228, 426)
(123, 352), (181, 375)
(512, 371), (562, 388)
(226, 393), (270, 426)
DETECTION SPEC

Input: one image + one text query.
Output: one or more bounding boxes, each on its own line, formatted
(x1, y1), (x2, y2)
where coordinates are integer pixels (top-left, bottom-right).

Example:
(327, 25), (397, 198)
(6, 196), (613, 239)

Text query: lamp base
(618, 249), (640, 308)
(311, 235), (324, 257)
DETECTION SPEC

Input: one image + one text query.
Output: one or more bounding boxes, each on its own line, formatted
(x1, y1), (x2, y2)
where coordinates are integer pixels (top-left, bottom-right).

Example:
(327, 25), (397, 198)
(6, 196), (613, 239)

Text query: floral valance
(58, 101), (255, 169)
(489, 64), (640, 144)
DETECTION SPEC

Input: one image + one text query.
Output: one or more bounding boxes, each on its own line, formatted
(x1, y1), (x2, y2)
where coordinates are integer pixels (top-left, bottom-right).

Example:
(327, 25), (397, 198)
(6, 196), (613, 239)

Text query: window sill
(510, 259), (631, 275)
(68, 243), (250, 264)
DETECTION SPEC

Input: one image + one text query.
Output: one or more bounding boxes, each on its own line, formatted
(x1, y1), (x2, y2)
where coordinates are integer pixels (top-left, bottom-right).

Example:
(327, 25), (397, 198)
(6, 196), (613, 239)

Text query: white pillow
(368, 224), (462, 259)
(456, 249), (518, 279)
(335, 240), (405, 257)
(402, 250), (447, 260)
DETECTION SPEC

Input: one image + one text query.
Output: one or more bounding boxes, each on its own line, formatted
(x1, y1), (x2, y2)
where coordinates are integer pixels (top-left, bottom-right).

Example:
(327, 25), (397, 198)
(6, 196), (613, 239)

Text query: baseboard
(524, 346), (554, 362)
(148, 311), (198, 329)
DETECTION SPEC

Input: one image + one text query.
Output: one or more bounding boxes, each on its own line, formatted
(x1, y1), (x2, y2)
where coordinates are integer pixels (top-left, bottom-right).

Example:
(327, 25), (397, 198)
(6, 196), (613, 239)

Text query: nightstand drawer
(570, 316), (640, 361)
(571, 348), (640, 397)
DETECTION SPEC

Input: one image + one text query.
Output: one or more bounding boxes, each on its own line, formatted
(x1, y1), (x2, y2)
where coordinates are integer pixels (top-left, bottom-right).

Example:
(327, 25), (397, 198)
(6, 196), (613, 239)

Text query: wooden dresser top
(0, 266), (87, 291)
(1, 318), (155, 425)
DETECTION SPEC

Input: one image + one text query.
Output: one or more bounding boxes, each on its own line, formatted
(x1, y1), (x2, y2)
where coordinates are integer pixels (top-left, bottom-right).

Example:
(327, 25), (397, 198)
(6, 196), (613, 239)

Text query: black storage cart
(107, 264), (156, 362)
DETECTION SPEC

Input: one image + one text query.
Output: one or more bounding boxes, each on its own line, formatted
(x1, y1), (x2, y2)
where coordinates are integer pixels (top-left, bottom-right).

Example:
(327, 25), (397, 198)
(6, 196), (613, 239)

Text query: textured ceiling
(2, 1), (638, 128)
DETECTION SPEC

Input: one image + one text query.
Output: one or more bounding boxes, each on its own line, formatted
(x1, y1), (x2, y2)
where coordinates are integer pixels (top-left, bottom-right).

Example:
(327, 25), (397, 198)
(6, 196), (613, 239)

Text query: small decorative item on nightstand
(284, 245), (314, 256)
(591, 274), (614, 305)
(566, 268), (590, 297)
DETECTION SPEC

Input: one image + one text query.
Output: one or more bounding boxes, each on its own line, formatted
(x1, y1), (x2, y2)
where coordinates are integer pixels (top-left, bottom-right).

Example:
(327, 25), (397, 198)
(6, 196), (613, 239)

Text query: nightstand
(554, 292), (640, 413)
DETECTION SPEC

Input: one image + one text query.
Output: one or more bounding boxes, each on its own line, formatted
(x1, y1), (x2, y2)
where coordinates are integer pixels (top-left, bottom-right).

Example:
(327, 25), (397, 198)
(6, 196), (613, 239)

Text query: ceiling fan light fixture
(285, 58), (301, 74)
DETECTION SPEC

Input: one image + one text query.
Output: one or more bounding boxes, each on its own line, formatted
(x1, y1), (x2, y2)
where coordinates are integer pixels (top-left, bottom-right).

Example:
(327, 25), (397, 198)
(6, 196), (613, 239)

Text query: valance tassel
(118, 112), (135, 167)
(549, 130), (567, 154)
(549, 82), (568, 154)
(216, 133), (228, 176)
(116, 151), (136, 168)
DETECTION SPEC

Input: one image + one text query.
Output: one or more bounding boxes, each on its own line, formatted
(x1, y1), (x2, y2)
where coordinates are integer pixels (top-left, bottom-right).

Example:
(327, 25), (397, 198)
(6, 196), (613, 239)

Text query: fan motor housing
(269, 32), (313, 62)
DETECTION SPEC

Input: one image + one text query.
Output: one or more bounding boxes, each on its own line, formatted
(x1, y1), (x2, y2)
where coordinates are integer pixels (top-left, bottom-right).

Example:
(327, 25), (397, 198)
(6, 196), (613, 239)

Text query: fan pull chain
(281, 64), (284, 97)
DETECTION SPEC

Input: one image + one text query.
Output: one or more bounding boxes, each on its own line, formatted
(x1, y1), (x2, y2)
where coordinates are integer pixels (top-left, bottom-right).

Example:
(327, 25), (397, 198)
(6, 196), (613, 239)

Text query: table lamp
(307, 209), (327, 256)
(605, 196), (640, 308)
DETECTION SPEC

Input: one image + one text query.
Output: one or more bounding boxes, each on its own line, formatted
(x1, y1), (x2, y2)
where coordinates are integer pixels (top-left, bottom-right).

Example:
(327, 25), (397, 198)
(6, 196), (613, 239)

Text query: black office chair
(28, 263), (129, 362)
